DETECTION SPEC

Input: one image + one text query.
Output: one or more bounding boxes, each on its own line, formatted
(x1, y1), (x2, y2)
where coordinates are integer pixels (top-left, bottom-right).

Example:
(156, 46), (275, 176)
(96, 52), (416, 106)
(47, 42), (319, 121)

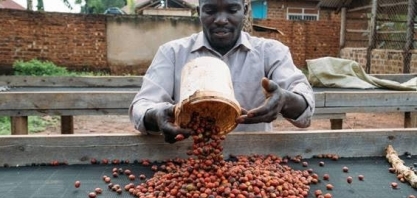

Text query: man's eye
(203, 8), (216, 14)
(228, 6), (240, 13)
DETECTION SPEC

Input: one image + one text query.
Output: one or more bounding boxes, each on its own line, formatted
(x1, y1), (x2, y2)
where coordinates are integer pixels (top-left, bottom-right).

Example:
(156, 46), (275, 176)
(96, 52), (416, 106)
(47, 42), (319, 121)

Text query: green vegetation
(13, 59), (70, 76)
(13, 59), (108, 76)
(0, 116), (59, 135)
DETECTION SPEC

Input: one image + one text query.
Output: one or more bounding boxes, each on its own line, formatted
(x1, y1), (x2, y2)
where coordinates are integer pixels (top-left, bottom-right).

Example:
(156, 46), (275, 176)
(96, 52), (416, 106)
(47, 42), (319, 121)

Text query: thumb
(261, 77), (278, 94)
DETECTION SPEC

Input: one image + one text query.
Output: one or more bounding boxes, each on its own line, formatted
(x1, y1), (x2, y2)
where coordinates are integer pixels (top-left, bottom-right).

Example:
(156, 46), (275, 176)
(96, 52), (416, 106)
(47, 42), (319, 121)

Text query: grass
(0, 116), (60, 135)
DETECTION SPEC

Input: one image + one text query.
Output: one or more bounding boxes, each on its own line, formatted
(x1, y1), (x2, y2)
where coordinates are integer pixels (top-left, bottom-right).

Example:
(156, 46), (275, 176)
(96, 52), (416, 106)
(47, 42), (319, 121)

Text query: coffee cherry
(94, 188), (102, 194)
(74, 181), (81, 188)
(88, 192), (96, 198)
(347, 176), (353, 184)
(326, 184), (333, 190)
(323, 173), (330, 180)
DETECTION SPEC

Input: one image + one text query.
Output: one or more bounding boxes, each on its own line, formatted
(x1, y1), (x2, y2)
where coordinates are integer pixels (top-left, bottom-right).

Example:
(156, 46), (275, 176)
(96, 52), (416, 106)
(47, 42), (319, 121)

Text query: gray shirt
(129, 31), (315, 134)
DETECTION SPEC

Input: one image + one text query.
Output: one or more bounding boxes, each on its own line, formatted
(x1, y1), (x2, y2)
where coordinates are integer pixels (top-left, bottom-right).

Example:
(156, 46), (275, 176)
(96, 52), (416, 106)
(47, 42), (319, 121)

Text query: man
(129, 0), (315, 143)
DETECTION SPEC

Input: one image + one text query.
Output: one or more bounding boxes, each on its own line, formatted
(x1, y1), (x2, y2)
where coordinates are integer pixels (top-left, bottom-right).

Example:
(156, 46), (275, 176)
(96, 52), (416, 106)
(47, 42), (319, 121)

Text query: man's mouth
(212, 29), (231, 38)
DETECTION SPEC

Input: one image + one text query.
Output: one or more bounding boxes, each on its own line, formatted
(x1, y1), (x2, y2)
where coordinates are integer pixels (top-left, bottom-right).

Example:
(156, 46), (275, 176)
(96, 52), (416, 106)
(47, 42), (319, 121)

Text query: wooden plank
(0, 129), (416, 166)
(311, 113), (345, 120)
(324, 91), (417, 107)
(315, 106), (417, 114)
(339, 7), (346, 49)
(277, 113), (346, 120)
(314, 92), (325, 107)
(0, 76), (143, 87)
(0, 92), (136, 110)
(0, 109), (129, 116)
(10, 116), (28, 135)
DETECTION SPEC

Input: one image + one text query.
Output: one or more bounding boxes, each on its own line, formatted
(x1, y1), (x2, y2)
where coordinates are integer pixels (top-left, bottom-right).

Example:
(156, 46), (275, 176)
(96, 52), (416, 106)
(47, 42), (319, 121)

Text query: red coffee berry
(74, 181), (81, 188)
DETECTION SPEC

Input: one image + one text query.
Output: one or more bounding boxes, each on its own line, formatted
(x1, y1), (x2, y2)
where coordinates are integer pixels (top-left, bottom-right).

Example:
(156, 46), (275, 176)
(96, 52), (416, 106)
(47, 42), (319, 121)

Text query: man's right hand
(144, 103), (191, 143)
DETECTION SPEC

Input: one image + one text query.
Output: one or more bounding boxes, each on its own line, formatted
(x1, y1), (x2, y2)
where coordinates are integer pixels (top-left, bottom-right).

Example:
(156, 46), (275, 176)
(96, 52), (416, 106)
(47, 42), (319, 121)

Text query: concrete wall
(106, 16), (200, 74)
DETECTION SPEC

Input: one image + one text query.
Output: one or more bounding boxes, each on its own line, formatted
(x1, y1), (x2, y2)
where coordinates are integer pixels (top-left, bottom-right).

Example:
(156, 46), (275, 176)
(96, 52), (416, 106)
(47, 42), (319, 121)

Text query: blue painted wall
(252, 0), (267, 19)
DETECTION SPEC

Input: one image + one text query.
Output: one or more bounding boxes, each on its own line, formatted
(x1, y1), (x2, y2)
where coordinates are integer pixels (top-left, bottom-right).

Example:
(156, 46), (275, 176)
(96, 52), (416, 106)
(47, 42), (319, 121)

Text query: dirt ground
(37, 112), (405, 135)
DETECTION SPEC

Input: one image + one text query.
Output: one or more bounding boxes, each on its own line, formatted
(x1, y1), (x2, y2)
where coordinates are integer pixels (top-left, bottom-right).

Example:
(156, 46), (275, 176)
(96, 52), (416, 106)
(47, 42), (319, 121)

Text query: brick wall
(0, 9), (108, 74)
(254, 20), (340, 68)
(253, 1), (341, 68)
(340, 48), (417, 74)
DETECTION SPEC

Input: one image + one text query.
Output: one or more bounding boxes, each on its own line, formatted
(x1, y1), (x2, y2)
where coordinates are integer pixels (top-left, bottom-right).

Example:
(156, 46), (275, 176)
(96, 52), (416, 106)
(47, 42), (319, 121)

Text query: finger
(261, 78), (278, 93)
(161, 122), (192, 143)
(240, 108), (248, 115)
(246, 94), (280, 118)
(239, 111), (278, 124)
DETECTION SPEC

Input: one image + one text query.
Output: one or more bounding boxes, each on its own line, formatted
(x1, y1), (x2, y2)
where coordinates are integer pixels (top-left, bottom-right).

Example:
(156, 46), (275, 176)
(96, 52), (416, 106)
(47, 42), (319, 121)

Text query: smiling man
(129, 0), (315, 143)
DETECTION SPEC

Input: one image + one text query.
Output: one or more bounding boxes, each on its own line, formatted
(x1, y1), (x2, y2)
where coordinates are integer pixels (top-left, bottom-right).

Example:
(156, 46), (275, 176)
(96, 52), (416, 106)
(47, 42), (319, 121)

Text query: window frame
(286, 7), (320, 21)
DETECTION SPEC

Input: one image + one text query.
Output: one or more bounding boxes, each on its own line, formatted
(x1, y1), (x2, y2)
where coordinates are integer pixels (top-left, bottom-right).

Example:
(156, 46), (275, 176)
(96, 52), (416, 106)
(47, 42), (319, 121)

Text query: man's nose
(214, 12), (228, 25)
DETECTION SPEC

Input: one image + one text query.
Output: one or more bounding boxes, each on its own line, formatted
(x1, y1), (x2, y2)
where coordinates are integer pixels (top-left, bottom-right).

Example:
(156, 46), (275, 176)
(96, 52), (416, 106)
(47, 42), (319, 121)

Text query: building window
(251, 0), (267, 19)
(287, 7), (319, 21)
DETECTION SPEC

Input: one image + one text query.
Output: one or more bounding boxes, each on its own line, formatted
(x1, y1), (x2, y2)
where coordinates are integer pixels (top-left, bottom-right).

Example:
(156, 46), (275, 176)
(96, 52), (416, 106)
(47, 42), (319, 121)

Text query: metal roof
(317, 0), (353, 9)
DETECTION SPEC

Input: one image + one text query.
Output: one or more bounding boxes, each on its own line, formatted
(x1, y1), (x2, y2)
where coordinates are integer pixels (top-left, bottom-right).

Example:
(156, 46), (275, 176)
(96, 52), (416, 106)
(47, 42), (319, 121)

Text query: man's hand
(144, 103), (191, 143)
(237, 78), (286, 124)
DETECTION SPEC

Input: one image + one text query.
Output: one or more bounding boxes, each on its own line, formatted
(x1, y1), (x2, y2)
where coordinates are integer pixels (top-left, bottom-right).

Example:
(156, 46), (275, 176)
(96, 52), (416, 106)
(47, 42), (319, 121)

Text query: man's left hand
(236, 77), (286, 124)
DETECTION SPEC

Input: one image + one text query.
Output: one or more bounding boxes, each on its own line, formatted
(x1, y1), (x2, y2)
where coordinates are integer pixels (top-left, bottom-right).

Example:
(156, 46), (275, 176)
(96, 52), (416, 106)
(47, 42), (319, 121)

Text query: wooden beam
(0, 76), (143, 87)
(1, 129), (417, 166)
(0, 91), (136, 110)
(366, 0), (378, 74)
(403, 0), (417, 74)
(348, 2), (408, 12)
(346, 29), (370, 33)
(61, 116), (74, 134)
(339, 7), (347, 51)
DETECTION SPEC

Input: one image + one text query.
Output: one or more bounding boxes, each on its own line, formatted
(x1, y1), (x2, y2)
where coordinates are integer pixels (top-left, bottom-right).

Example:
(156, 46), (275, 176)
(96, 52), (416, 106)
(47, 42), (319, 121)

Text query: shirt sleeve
(128, 45), (176, 135)
(265, 41), (315, 127)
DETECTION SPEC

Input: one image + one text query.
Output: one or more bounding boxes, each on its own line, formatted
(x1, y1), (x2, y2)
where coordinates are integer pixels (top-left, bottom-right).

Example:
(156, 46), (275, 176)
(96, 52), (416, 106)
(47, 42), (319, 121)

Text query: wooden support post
(11, 116), (28, 135)
(404, 112), (417, 128)
(61, 116), (74, 134)
(339, 7), (347, 54)
(330, 119), (343, 130)
(365, 0), (378, 74)
(403, 0), (416, 74)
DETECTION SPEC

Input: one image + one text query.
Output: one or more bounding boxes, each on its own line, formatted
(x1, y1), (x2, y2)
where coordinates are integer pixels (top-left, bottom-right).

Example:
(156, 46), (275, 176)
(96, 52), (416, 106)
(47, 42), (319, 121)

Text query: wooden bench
(0, 75), (416, 134)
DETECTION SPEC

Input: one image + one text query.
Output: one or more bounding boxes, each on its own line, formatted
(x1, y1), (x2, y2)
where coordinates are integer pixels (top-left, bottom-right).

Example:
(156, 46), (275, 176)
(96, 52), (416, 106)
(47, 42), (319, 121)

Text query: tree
(25, 0), (76, 11)
(76, 0), (126, 14)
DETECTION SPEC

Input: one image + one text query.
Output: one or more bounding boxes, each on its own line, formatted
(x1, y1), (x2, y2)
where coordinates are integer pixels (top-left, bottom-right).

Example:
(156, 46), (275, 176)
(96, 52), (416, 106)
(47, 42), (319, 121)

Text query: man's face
(198, 0), (246, 54)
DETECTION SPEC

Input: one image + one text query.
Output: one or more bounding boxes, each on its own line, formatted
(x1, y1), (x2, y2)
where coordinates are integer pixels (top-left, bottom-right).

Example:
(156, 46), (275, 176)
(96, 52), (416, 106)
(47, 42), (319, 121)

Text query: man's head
(197, 0), (247, 55)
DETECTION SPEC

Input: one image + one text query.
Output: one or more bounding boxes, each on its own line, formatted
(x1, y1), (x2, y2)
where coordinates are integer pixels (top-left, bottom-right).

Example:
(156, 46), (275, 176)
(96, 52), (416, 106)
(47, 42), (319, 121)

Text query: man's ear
(243, 4), (248, 15)
(196, 6), (200, 16)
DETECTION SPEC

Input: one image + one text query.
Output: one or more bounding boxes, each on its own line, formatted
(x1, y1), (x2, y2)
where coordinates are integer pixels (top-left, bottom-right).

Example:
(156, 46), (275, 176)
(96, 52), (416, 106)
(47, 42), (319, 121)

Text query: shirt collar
(191, 31), (253, 53)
